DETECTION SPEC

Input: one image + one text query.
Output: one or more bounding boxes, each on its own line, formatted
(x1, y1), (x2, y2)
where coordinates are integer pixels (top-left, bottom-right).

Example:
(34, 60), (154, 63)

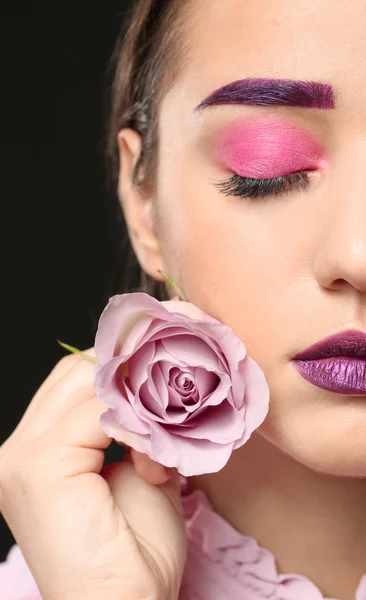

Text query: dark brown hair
(105, 0), (192, 301)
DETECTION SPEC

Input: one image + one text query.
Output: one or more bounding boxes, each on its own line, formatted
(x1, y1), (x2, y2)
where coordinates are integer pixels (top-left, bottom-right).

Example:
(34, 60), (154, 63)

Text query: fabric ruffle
(179, 475), (366, 600)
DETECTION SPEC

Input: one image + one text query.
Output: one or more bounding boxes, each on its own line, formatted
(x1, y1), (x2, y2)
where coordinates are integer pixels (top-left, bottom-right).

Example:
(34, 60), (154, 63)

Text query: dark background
(0, 1), (135, 560)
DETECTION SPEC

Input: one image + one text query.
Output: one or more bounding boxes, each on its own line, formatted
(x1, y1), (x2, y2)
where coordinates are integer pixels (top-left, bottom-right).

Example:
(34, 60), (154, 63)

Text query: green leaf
(57, 340), (97, 363)
(158, 270), (188, 302)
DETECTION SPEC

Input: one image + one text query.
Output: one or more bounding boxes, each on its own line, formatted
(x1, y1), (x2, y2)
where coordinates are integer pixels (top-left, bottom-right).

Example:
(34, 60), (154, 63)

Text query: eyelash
(211, 170), (311, 200)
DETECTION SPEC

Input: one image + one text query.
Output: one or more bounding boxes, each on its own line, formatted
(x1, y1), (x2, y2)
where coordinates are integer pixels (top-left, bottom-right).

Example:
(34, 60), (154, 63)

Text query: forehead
(162, 0), (366, 120)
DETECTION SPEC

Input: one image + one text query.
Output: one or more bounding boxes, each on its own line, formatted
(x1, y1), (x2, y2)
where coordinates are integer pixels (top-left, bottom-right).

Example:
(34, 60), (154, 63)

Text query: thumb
(102, 460), (185, 533)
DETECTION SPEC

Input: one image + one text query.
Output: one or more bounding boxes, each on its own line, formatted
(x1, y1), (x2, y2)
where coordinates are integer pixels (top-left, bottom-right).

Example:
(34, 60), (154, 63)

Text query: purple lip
(292, 329), (366, 360)
(292, 329), (366, 395)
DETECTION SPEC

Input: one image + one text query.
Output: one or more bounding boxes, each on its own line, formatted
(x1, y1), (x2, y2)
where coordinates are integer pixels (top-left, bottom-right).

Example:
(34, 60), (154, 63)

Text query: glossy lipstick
(292, 329), (366, 395)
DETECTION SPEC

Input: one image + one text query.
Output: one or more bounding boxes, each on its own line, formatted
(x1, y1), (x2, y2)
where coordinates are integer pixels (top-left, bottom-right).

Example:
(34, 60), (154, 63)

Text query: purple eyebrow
(194, 78), (336, 111)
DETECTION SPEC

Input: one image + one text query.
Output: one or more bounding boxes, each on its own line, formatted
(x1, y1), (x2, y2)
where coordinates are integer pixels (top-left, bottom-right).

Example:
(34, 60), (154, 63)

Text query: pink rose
(94, 293), (269, 476)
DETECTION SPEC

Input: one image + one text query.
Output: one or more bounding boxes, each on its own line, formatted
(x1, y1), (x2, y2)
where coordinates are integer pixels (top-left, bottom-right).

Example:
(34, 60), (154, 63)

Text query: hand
(0, 351), (187, 600)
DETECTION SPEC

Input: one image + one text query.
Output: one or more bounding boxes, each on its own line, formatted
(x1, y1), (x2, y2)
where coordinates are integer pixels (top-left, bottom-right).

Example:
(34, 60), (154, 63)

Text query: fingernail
(165, 466), (172, 478)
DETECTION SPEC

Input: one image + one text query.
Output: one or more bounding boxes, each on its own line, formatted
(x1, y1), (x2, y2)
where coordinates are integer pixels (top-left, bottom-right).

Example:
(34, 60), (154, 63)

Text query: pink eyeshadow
(215, 117), (326, 179)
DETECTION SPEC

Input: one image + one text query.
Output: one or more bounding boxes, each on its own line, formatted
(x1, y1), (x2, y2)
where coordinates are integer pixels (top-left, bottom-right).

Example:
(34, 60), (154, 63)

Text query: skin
(118, 0), (366, 598)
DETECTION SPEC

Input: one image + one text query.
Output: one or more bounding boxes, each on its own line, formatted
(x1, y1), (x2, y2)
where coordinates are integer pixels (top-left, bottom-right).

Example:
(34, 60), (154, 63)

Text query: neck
(188, 432), (366, 600)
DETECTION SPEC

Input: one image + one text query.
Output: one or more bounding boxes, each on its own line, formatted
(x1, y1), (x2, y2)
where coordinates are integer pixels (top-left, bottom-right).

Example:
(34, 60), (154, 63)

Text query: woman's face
(121, 0), (366, 477)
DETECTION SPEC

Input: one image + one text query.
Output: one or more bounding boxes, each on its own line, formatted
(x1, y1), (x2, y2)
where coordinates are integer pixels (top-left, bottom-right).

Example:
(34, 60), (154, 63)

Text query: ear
(117, 128), (165, 282)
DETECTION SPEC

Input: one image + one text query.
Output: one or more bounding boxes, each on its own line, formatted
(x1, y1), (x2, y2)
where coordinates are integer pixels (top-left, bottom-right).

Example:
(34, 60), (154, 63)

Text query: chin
(258, 368), (366, 478)
(272, 417), (366, 479)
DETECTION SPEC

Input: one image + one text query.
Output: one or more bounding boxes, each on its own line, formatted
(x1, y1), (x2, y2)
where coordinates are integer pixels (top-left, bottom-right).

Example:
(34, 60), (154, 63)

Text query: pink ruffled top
(1, 476), (366, 600)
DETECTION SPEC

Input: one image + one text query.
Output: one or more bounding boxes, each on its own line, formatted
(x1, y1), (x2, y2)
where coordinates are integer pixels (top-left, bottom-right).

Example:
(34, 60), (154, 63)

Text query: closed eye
(210, 170), (311, 200)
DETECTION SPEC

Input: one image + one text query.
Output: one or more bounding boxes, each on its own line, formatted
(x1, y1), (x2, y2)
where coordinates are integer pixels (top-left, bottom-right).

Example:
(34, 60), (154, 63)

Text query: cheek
(159, 169), (288, 359)
(258, 376), (366, 478)
(156, 150), (307, 383)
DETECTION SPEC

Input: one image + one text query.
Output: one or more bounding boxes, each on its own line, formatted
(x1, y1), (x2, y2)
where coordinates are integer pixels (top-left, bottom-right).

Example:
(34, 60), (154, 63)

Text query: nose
(313, 164), (366, 295)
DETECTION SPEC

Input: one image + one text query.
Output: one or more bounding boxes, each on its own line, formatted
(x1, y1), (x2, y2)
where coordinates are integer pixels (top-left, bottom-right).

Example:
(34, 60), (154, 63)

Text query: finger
(103, 461), (185, 534)
(21, 349), (95, 423)
(19, 355), (82, 425)
(48, 394), (113, 477)
(18, 357), (98, 439)
(130, 448), (170, 486)
(33, 348), (96, 405)
(115, 442), (171, 486)
(100, 419), (172, 486)
(3, 356), (81, 444)
(103, 461), (186, 566)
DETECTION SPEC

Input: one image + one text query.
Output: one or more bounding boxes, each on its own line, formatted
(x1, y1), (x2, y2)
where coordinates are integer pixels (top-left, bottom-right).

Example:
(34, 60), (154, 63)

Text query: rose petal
(121, 314), (155, 357)
(228, 366), (247, 410)
(149, 422), (234, 476)
(232, 356), (270, 448)
(136, 379), (188, 424)
(95, 357), (151, 433)
(94, 292), (271, 477)
(158, 359), (188, 406)
(143, 323), (190, 343)
(100, 409), (150, 447)
(156, 323), (226, 358)
(94, 355), (126, 408)
(167, 402), (245, 442)
(145, 320), (237, 381)
(148, 360), (170, 409)
(162, 334), (221, 370)
(131, 379), (166, 420)
(159, 300), (212, 321)
(186, 371), (232, 417)
(151, 336), (191, 368)
(194, 367), (220, 401)
(170, 369), (195, 396)
(125, 307), (215, 356)
(128, 341), (156, 393)
(200, 320), (248, 367)
(95, 293), (162, 364)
